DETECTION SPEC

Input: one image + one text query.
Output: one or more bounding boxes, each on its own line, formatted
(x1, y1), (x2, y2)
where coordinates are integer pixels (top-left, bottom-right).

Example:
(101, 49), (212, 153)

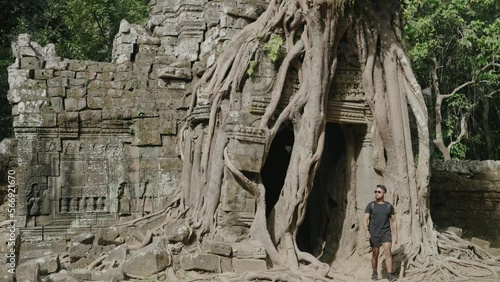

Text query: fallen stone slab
(91, 267), (124, 281)
(232, 240), (266, 259)
(15, 261), (39, 282)
(180, 253), (221, 273)
(71, 232), (95, 245)
(202, 240), (232, 257)
(471, 237), (491, 249)
(164, 219), (192, 243)
(70, 257), (94, 270)
(232, 258), (267, 273)
(108, 244), (128, 266)
(69, 243), (92, 262)
(96, 228), (120, 246)
(123, 238), (170, 277)
(48, 270), (78, 282)
(26, 255), (60, 274)
(70, 269), (92, 281)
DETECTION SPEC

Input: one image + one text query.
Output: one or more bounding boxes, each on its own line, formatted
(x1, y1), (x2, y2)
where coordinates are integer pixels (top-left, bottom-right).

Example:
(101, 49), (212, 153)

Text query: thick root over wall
(165, 0), (500, 281)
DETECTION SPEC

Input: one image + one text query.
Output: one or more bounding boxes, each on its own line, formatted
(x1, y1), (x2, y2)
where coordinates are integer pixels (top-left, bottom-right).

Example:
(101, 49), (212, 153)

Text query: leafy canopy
(404, 0), (500, 160)
(10, 0), (149, 61)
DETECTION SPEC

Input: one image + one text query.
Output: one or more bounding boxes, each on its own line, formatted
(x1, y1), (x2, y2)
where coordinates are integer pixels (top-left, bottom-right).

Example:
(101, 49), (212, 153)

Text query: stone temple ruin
(7, 0), (378, 236)
(2, 0), (499, 280)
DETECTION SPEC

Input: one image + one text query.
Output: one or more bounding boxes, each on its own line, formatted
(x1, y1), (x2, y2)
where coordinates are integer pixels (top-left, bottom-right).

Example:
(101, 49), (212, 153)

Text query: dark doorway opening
(296, 123), (347, 263)
(261, 125), (294, 217)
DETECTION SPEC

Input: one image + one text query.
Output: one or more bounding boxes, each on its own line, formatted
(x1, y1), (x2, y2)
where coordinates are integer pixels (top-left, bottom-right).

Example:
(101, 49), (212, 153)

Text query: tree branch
(446, 112), (469, 153)
(92, 11), (111, 48)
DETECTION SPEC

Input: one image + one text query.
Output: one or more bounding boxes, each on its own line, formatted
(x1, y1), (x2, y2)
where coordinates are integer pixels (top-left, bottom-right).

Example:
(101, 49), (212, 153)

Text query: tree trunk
(431, 57), (452, 160)
(482, 98), (495, 159)
(172, 0), (500, 280)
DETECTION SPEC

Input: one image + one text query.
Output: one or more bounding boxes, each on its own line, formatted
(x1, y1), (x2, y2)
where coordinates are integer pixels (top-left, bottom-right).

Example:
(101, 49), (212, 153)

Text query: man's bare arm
(390, 214), (398, 244)
(364, 213), (370, 240)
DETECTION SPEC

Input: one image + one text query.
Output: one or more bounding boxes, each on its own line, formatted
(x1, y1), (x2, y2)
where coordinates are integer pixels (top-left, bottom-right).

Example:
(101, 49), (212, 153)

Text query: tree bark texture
(174, 0), (500, 280)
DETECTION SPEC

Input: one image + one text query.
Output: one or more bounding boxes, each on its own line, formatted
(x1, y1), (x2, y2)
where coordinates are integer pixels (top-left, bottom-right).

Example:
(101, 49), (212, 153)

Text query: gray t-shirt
(365, 201), (395, 236)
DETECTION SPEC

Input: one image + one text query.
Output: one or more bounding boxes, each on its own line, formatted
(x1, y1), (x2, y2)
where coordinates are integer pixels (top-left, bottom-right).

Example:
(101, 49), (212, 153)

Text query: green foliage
(450, 143), (468, 160)
(136, 109), (145, 118)
(404, 0), (500, 160)
(0, 0), (148, 140)
(9, 0), (149, 62)
(246, 60), (258, 77)
(446, 93), (471, 110)
(262, 34), (283, 63)
(0, 0), (149, 140)
(443, 93), (472, 141)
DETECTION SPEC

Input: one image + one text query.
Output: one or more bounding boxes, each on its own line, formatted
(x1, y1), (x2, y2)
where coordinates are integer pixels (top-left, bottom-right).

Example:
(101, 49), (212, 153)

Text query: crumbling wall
(6, 0), (268, 230)
(431, 160), (500, 247)
(0, 138), (17, 222)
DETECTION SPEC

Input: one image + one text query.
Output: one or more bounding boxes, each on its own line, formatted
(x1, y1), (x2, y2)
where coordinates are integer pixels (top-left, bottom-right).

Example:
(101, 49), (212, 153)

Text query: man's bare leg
(382, 242), (394, 275)
(372, 246), (380, 272)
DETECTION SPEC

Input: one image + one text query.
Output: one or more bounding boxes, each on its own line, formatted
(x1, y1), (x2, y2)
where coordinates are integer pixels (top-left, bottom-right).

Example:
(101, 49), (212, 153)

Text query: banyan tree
(170, 0), (499, 280)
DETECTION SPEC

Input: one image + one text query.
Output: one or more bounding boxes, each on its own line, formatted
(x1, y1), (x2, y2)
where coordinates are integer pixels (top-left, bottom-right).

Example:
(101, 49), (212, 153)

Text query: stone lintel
(250, 96), (271, 115)
(326, 101), (369, 124)
(186, 105), (210, 125)
(225, 125), (266, 144)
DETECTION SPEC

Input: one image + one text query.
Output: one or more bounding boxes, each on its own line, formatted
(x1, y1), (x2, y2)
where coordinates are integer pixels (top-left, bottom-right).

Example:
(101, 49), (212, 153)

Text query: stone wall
(6, 0), (269, 230)
(430, 160), (500, 247)
(0, 138), (17, 221)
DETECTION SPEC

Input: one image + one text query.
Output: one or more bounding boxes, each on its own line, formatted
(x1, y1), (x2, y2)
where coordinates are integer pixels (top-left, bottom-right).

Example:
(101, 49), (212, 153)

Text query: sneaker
(371, 272), (378, 281)
(387, 273), (397, 282)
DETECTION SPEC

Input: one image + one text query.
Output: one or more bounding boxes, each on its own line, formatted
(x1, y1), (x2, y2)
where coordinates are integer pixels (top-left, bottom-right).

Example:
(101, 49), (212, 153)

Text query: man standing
(364, 184), (398, 281)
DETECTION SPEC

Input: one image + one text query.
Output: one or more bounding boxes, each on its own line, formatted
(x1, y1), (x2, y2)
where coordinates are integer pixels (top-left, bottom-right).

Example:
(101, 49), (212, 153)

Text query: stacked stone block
(431, 160), (500, 247)
(6, 0), (273, 234)
(179, 240), (267, 274)
(7, 31), (184, 228)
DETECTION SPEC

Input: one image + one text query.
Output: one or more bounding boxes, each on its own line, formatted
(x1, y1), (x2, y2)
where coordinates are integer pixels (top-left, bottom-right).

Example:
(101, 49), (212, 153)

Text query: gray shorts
(370, 232), (392, 247)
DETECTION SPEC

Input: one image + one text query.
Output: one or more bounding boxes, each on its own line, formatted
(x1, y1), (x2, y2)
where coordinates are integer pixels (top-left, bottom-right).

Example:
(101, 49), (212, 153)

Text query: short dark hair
(376, 184), (387, 193)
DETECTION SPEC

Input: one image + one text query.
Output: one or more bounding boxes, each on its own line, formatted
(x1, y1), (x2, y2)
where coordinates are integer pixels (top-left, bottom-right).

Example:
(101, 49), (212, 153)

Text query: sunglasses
(374, 190), (384, 194)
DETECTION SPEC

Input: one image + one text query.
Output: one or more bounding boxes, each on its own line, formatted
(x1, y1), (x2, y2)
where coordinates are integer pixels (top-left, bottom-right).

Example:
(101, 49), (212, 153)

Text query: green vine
(262, 34), (283, 63)
(136, 109), (145, 118)
(246, 60), (258, 77)
(450, 143), (468, 160)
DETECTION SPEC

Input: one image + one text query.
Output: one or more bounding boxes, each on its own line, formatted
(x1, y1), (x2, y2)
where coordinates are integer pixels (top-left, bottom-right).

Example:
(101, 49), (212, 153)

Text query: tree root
(172, 1), (498, 281)
(403, 231), (500, 281)
(127, 230), (152, 251)
(0, 220), (15, 227)
(295, 249), (329, 277)
(114, 194), (181, 228)
(124, 272), (147, 280)
(86, 252), (107, 270)
(241, 269), (334, 282)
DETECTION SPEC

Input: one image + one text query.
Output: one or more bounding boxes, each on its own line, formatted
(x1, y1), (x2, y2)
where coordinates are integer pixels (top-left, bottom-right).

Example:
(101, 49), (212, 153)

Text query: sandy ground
(173, 252), (500, 282)
(174, 268), (500, 282)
